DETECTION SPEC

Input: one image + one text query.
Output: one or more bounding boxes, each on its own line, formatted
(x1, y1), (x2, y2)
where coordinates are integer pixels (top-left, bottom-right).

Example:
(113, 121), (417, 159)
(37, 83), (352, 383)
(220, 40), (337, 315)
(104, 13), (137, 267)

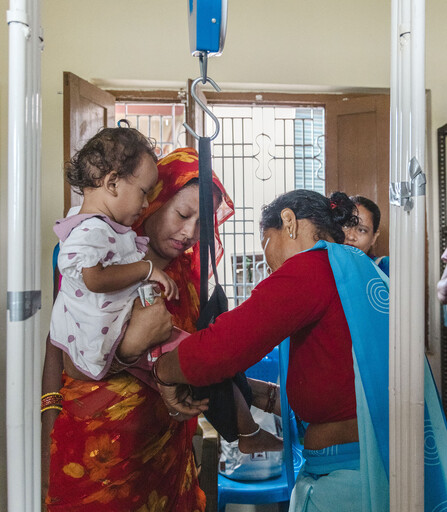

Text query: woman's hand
(156, 383), (209, 419)
(149, 267), (179, 301)
(117, 297), (173, 363)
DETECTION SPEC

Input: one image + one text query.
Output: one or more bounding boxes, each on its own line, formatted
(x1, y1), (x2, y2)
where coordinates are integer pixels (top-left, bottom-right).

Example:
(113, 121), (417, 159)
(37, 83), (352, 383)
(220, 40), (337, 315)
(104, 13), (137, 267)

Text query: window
(115, 102), (186, 157)
(208, 104), (325, 308)
(67, 77), (389, 305)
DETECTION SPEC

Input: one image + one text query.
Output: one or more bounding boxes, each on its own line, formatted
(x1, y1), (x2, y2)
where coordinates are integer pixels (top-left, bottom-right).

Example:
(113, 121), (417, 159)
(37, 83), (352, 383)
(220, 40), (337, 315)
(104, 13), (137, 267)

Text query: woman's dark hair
(350, 195), (381, 233)
(66, 127), (158, 194)
(260, 189), (358, 244)
(181, 177), (223, 209)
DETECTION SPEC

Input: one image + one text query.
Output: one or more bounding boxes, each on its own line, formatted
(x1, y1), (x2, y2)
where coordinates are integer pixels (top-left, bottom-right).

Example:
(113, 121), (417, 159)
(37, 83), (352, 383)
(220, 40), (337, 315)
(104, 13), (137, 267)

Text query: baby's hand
(149, 266), (179, 301)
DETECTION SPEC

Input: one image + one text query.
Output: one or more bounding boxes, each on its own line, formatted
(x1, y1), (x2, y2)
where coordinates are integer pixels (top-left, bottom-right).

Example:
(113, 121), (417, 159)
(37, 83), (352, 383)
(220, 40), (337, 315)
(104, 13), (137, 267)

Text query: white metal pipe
(389, 0), (426, 510)
(7, 0), (42, 509)
(389, 14), (398, 501)
(32, 5), (43, 509)
(7, 1), (29, 508)
(25, 0), (34, 507)
(27, 0), (42, 508)
(407, 0), (426, 499)
(397, 4), (414, 507)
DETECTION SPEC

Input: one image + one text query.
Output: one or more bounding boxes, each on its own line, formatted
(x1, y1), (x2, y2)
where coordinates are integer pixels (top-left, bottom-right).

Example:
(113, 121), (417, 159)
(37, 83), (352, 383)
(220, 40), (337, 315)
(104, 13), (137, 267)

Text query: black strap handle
(199, 137), (219, 312)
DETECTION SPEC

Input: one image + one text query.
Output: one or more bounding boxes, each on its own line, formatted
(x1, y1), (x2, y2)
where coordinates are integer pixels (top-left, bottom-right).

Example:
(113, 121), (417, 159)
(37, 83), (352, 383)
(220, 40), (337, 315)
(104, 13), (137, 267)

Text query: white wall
(1, 0), (447, 508)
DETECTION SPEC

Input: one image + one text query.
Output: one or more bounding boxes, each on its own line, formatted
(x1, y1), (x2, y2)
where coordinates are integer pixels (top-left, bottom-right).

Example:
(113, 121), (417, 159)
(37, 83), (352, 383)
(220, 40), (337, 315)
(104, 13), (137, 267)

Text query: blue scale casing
(188, 0), (227, 56)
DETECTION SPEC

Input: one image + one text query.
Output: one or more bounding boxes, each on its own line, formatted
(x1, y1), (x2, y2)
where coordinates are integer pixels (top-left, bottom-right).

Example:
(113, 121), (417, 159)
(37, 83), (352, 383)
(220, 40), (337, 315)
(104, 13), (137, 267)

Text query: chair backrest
(245, 347), (279, 383)
(278, 338), (304, 495)
(217, 345), (302, 511)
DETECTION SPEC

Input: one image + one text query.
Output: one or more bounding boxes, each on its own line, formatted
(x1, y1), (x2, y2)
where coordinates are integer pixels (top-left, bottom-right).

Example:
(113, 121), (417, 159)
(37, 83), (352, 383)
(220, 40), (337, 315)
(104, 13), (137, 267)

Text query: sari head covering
(134, 147), (234, 333)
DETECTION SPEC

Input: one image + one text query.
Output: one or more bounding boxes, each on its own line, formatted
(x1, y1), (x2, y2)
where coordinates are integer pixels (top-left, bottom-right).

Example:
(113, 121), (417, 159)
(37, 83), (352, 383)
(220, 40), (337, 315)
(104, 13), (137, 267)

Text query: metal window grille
(208, 105), (325, 308)
(115, 102), (186, 157)
(116, 101), (325, 310)
(294, 107), (325, 194)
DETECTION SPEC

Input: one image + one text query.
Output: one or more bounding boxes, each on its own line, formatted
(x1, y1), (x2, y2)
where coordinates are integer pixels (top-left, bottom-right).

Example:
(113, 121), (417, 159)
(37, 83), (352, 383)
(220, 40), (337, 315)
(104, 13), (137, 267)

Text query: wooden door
(63, 72), (116, 215)
(325, 94), (390, 256)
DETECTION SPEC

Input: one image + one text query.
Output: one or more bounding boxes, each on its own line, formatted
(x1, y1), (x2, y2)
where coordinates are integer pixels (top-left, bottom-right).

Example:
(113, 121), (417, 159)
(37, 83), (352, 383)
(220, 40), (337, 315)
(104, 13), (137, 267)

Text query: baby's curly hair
(66, 127), (158, 194)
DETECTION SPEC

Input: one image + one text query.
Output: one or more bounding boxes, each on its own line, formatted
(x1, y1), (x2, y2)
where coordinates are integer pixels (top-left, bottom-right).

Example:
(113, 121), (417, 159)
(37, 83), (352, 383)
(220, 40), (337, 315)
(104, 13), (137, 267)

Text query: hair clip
(330, 201), (337, 210)
(117, 118), (131, 128)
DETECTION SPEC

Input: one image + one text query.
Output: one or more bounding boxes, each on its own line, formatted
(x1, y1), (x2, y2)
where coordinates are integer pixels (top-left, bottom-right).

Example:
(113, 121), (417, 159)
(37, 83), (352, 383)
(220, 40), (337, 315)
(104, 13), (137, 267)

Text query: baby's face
(112, 153), (158, 226)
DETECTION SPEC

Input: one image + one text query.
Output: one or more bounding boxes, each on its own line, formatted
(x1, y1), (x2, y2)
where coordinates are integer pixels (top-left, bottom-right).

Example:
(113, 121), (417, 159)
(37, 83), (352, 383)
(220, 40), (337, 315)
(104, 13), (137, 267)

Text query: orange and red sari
(46, 148), (233, 511)
(46, 374), (204, 512)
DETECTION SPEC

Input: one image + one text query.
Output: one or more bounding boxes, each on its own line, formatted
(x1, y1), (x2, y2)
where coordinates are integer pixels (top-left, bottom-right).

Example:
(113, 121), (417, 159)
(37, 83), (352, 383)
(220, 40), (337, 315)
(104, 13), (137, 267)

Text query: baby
(50, 127), (178, 379)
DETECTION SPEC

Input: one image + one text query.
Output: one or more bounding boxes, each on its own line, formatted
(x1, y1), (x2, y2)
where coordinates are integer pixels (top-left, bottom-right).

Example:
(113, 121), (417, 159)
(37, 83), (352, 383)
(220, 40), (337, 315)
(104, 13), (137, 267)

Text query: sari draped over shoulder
(290, 241), (447, 512)
(47, 148), (234, 511)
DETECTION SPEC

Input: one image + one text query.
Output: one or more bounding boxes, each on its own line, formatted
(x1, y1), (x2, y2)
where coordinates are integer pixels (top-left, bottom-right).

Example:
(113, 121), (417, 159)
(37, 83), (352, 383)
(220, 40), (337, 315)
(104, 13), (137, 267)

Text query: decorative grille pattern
(116, 101), (326, 310)
(208, 105), (325, 308)
(115, 103), (186, 157)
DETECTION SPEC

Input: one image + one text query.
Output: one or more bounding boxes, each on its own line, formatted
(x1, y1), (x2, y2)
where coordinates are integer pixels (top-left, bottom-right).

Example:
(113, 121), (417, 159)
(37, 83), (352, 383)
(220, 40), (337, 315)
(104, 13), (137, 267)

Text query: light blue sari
(290, 241), (447, 512)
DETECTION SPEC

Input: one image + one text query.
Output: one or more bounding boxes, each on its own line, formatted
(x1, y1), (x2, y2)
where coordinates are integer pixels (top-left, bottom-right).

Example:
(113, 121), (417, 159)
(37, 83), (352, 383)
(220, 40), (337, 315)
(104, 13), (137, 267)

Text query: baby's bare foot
(238, 428), (283, 454)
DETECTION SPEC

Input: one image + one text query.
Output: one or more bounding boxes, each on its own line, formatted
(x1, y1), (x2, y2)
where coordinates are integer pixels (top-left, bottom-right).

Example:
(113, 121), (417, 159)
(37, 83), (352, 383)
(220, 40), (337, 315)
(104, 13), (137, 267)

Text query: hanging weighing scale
(186, 1), (250, 452)
(184, 0), (227, 141)
(184, 0), (228, 311)
(188, 0), (228, 57)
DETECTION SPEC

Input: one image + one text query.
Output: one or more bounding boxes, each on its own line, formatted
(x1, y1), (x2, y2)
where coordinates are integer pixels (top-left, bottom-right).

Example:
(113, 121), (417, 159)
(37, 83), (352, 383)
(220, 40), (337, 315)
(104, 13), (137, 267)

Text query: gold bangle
(41, 392), (63, 411)
(41, 392), (62, 400)
(41, 405), (63, 414)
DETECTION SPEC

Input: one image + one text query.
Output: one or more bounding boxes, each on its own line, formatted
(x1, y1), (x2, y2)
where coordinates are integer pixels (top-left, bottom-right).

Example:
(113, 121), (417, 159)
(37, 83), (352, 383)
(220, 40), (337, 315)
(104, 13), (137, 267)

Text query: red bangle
(152, 354), (176, 387)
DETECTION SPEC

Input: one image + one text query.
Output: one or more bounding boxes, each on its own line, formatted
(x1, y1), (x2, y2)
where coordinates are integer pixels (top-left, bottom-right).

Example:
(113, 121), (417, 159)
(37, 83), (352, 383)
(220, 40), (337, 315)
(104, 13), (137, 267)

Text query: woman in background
(343, 195), (389, 276)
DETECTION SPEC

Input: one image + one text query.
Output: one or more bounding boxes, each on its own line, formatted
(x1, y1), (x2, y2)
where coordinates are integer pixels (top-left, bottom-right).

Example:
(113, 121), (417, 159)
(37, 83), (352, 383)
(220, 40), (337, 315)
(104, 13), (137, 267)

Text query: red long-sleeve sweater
(178, 250), (356, 424)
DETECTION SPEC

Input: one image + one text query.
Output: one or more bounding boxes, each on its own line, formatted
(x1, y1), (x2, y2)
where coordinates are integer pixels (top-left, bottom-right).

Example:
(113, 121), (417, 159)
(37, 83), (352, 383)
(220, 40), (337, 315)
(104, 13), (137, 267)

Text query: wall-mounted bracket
(389, 157), (426, 211)
(7, 290), (41, 322)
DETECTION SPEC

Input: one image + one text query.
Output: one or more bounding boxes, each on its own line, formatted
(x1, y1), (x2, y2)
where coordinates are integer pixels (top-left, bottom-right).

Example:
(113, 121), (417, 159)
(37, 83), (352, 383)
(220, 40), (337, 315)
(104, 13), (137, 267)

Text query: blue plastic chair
(217, 467), (290, 512)
(217, 347), (303, 511)
(278, 338), (305, 495)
